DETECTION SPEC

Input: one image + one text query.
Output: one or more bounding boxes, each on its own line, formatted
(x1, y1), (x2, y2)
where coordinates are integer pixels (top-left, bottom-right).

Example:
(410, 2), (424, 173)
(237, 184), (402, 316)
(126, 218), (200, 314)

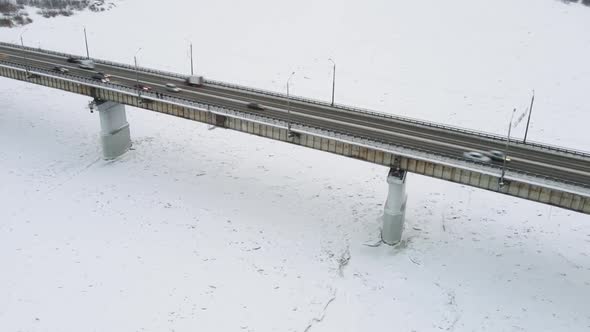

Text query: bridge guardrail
(95, 59), (187, 80)
(0, 41), (189, 81)
(204, 78), (590, 158)
(2, 41), (588, 158)
(1, 58), (589, 191)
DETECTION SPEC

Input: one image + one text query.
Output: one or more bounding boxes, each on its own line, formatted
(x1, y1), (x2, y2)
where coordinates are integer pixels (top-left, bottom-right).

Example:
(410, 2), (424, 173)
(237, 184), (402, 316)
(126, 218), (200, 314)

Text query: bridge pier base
(382, 168), (408, 245)
(97, 101), (131, 160)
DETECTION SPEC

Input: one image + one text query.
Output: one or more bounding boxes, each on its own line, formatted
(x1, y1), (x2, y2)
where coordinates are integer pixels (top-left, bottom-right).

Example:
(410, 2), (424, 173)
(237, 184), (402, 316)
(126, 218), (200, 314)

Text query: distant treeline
(14, 0), (91, 10)
(561, 0), (590, 6)
(0, 0), (114, 27)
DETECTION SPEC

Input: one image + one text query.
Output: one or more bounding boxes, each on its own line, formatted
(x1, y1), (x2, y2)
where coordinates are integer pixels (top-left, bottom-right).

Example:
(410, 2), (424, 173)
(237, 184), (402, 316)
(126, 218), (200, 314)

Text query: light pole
(190, 42), (194, 76)
(500, 108), (516, 187)
(286, 71), (296, 131)
(19, 30), (29, 75)
(523, 90), (535, 144)
(134, 48), (142, 96)
(328, 58), (336, 106)
(83, 26), (90, 59)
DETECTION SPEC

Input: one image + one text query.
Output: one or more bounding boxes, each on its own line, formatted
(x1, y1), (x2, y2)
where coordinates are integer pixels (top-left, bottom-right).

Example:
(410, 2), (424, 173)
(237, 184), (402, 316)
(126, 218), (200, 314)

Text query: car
(246, 102), (264, 111)
(463, 151), (491, 163)
(92, 72), (109, 79)
(78, 59), (95, 69)
(165, 83), (181, 92)
(91, 72), (110, 83)
(485, 150), (509, 162)
(134, 84), (152, 92)
(53, 66), (69, 74)
(186, 75), (204, 86)
(67, 57), (80, 63)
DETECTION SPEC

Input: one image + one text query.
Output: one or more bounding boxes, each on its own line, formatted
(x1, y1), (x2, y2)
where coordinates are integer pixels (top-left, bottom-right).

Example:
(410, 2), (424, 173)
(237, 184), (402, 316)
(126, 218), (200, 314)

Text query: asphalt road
(1, 45), (589, 188)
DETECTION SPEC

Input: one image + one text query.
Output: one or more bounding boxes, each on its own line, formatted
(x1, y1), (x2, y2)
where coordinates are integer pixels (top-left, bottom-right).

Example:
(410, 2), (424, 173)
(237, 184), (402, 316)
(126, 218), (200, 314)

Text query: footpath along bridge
(0, 42), (588, 244)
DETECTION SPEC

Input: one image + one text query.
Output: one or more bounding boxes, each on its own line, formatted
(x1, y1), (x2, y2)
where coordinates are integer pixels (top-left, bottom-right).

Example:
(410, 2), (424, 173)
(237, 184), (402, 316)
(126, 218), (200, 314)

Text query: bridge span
(0, 42), (588, 244)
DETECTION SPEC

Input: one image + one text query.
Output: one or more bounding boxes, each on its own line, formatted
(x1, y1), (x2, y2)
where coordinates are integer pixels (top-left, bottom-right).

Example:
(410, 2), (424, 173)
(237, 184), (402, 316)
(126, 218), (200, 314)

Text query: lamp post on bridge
(19, 30), (29, 75)
(328, 58), (336, 106)
(500, 108), (516, 187)
(190, 42), (194, 76)
(83, 26), (90, 59)
(286, 71), (296, 132)
(523, 90), (535, 144)
(134, 48), (142, 97)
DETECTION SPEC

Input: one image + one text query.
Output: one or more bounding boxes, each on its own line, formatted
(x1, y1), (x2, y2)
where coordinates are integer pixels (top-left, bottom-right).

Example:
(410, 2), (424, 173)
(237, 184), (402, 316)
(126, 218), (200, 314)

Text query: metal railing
(1, 57), (589, 192)
(205, 78), (590, 158)
(2, 41), (588, 158)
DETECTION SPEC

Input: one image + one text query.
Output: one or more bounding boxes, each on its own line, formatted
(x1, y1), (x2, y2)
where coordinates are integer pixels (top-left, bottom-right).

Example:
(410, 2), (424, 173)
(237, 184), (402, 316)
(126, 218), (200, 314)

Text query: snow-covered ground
(1, 0), (589, 331)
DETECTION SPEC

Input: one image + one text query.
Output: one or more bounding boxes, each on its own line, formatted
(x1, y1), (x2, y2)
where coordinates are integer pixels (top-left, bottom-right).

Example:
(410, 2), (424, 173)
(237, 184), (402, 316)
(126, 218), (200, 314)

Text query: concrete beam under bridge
(95, 100), (131, 160)
(382, 168), (408, 245)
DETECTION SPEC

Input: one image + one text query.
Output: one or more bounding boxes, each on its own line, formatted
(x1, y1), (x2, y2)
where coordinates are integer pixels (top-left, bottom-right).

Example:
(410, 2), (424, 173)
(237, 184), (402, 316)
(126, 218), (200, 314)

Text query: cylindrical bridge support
(382, 168), (408, 245)
(96, 101), (131, 160)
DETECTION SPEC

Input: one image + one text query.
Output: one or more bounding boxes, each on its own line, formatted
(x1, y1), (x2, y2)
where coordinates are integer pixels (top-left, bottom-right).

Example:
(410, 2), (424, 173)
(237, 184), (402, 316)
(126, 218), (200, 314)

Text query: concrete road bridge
(1, 42), (588, 244)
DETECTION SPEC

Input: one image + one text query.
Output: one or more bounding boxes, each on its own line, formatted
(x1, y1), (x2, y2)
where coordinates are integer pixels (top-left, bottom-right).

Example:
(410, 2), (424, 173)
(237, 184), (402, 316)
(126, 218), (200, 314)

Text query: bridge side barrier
(2, 41), (588, 158)
(1, 58), (589, 192)
(205, 78), (590, 158)
(0, 41), (187, 80)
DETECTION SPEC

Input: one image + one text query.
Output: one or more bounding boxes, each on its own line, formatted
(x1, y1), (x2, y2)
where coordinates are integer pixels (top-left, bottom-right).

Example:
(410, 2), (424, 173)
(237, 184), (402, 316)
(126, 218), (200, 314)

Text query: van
(186, 75), (204, 86)
(79, 59), (95, 70)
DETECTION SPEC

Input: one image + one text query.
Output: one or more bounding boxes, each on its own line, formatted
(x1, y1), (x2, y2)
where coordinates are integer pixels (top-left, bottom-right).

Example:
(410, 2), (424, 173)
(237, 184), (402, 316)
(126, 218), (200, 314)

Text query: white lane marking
(3, 44), (590, 160)
(3, 52), (589, 179)
(0, 45), (187, 83)
(6, 52), (474, 154)
(508, 156), (590, 178)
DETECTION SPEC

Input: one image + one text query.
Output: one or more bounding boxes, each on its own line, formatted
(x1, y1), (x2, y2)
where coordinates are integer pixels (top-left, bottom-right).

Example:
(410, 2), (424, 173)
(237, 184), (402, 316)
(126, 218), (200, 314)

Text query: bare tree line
(15, 0), (92, 10)
(1, 0), (113, 27)
(561, 0), (590, 6)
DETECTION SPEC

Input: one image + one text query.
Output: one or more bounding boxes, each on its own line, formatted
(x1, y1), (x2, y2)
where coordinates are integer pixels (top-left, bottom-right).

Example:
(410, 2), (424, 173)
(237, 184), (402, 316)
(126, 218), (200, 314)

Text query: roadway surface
(1, 44), (589, 188)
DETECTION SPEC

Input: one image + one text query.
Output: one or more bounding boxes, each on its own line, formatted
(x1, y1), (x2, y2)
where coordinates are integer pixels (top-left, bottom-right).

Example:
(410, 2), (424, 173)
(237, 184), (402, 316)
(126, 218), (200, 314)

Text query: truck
(78, 59), (95, 70)
(186, 75), (204, 86)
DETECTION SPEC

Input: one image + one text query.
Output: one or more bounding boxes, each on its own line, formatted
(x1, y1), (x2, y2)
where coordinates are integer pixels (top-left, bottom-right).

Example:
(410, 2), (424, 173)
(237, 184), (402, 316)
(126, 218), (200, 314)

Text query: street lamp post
(190, 42), (194, 76)
(286, 71), (296, 132)
(328, 58), (336, 106)
(83, 26), (90, 59)
(523, 90), (535, 144)
(134, 48), (142, 97)
(19, 31), (29, 75)
(500, 108), (516, 187)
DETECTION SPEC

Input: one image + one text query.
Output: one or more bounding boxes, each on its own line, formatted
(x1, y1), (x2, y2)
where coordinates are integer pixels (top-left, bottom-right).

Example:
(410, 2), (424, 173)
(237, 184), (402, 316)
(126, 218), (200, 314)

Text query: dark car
(246, 102), (264, 111)
(96, 72), (111, 78)
(485, 150), (509, 162)
(134, 84), (152, 92)
(91, 72), (110, 83)
(67, 57), (80, 63)
(53, 66), (69, 74)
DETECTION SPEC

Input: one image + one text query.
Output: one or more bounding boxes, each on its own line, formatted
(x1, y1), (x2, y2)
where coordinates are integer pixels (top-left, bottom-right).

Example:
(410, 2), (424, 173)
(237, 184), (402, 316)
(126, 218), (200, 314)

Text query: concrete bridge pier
(382, 168), (408, 245)
(96, 101), (131, 160)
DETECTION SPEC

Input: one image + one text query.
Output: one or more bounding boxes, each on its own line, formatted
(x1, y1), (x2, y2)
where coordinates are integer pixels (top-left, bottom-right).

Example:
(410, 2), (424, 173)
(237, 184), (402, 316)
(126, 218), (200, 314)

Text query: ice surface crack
(303, 293), (337, 332)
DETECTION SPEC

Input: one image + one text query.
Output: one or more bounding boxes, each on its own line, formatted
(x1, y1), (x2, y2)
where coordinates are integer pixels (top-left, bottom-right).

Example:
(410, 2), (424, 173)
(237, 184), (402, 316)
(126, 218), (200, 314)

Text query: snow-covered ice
(1, 0), (589, 331)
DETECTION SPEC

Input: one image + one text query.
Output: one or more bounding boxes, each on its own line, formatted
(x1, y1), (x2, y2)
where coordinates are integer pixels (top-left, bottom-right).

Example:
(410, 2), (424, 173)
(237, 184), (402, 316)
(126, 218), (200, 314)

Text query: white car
(165, 83), (181, 92)
(463, 151), (491, 163)
(78, 59), (95, 70)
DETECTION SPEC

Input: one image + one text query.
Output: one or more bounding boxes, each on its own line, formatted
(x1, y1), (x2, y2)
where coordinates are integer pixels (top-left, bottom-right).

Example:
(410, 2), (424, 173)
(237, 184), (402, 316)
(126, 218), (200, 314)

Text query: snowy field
(1, 0), (590, 331)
